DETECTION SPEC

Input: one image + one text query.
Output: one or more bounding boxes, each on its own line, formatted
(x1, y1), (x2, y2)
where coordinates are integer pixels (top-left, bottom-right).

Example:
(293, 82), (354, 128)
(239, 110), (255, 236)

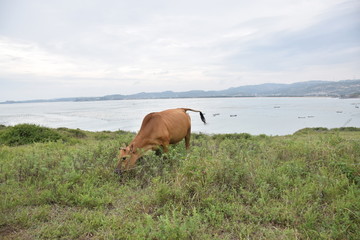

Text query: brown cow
(115, 108), (206, 174)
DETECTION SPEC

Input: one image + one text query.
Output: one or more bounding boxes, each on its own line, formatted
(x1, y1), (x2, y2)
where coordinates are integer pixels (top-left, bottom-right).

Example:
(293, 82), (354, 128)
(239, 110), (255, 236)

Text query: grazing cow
(115, 108), (206, 174)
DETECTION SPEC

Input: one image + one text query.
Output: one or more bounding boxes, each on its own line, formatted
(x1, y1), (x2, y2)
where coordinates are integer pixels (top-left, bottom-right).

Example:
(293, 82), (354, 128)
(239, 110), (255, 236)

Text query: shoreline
(1, 95), (355, 105)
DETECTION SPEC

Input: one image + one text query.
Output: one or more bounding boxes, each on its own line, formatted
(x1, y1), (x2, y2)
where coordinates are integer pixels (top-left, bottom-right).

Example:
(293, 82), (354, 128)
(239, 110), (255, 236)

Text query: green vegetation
(1, 124), (359, 239)
(0, 124), (64, 146)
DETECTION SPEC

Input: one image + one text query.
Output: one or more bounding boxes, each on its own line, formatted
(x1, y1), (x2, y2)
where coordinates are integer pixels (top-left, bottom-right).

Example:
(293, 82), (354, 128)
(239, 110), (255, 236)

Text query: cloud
(0, 0), (359, 101)
(0, 37), (110, 79)
(222, 0), (360, 73)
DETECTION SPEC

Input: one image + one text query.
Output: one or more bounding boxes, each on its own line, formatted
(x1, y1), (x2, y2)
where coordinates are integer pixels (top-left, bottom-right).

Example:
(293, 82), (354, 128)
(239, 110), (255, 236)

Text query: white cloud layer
(0, 0), (359, 101)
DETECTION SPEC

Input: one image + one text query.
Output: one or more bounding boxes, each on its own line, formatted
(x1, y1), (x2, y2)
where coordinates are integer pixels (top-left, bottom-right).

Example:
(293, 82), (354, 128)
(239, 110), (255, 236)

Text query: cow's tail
(182, 108), (206, 124)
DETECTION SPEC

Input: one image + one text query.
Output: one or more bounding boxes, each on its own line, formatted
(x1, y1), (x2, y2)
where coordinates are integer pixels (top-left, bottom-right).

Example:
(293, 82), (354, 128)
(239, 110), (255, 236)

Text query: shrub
(335, 127), (360, 132)
(212, 133), (252, 141)
(0, 124), (63, 146)
(295, 127), (329, 134)
(57, 128), (87, 138)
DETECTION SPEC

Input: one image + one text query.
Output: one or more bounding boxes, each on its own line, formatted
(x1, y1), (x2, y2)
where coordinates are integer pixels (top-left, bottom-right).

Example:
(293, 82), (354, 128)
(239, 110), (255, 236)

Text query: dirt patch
(0, 225), (18, 236)
(0, 225), (32, 240)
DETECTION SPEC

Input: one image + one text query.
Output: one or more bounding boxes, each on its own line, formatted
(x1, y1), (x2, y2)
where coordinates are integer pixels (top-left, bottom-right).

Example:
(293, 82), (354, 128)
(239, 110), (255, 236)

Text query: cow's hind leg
(185, 129), (191, 150)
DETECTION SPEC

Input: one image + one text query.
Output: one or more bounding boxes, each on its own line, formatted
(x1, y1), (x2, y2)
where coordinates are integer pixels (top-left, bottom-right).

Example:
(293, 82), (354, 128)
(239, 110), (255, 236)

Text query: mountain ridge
(2, 79), (359, 104)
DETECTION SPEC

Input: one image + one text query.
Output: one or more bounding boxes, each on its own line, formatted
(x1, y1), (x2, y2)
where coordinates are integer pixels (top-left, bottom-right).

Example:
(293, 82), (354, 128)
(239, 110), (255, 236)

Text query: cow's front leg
(162, 144), (169, 153)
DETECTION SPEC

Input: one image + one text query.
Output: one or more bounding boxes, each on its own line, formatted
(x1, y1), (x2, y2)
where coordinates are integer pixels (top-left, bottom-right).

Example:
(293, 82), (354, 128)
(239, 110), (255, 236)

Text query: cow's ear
(130, 144), (134, 153)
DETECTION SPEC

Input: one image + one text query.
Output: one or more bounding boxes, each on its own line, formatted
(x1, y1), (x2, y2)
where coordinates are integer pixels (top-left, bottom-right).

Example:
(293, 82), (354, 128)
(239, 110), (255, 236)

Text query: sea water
(0, 97), (359, 135)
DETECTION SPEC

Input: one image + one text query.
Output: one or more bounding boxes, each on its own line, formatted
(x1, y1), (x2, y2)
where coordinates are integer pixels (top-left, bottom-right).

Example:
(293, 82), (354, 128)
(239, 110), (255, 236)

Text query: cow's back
(138, 109), (191, 144)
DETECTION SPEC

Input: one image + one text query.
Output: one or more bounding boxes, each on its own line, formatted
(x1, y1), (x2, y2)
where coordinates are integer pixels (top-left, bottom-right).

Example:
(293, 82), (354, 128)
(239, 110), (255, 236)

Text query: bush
(58, 128), (88, 139)
(295, 127), (329, 134)
(0, 124), (63, 146)
(334, 127), (360, 132)
(212, 133), (252, 141)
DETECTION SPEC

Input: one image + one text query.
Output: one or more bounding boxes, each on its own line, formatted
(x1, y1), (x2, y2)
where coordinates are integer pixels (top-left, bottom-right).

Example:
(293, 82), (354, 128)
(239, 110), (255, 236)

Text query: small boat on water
(213, 113), (220, 117)
(336, 111), (343, 113)
(230, 115), (237, 117)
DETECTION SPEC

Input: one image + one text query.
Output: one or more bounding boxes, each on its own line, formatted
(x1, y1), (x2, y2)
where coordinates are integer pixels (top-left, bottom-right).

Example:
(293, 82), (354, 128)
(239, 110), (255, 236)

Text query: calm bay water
(0, 97), (359, 135)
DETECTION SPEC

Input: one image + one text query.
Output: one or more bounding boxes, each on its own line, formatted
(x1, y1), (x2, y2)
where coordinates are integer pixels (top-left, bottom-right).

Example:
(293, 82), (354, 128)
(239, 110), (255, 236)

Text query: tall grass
(0, 125), (359, 239)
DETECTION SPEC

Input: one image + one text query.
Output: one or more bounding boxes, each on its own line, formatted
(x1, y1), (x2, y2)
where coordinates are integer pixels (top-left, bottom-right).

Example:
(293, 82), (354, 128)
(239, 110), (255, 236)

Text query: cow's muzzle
(114, 168), (122, 176)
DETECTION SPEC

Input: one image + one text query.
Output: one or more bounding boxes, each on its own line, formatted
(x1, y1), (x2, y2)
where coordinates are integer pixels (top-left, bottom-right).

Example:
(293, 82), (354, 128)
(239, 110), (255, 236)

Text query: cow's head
(115, 144), (139, 175)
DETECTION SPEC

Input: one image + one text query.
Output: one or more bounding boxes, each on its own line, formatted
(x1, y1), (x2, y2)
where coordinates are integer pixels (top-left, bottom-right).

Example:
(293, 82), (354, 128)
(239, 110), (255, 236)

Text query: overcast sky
(0, 0), (359, 101)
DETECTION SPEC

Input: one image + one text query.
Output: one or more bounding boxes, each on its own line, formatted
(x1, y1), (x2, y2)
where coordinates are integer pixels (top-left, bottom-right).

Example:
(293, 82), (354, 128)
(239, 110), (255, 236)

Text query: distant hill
(2, 79), (360, 104)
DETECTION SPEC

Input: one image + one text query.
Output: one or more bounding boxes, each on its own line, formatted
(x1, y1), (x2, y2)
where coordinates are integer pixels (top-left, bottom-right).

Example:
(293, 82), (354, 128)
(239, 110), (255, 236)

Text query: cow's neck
(130, 134), (153, 153)
(130, 135), (146, 150)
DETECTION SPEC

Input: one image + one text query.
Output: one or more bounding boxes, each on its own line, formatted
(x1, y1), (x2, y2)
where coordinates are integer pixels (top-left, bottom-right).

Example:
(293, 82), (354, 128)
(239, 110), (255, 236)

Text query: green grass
(0, 125), (359, 239)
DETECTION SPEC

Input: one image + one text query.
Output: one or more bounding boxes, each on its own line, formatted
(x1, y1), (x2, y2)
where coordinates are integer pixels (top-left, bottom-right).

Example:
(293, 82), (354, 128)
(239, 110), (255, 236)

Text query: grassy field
(0, 124), (359, 239)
